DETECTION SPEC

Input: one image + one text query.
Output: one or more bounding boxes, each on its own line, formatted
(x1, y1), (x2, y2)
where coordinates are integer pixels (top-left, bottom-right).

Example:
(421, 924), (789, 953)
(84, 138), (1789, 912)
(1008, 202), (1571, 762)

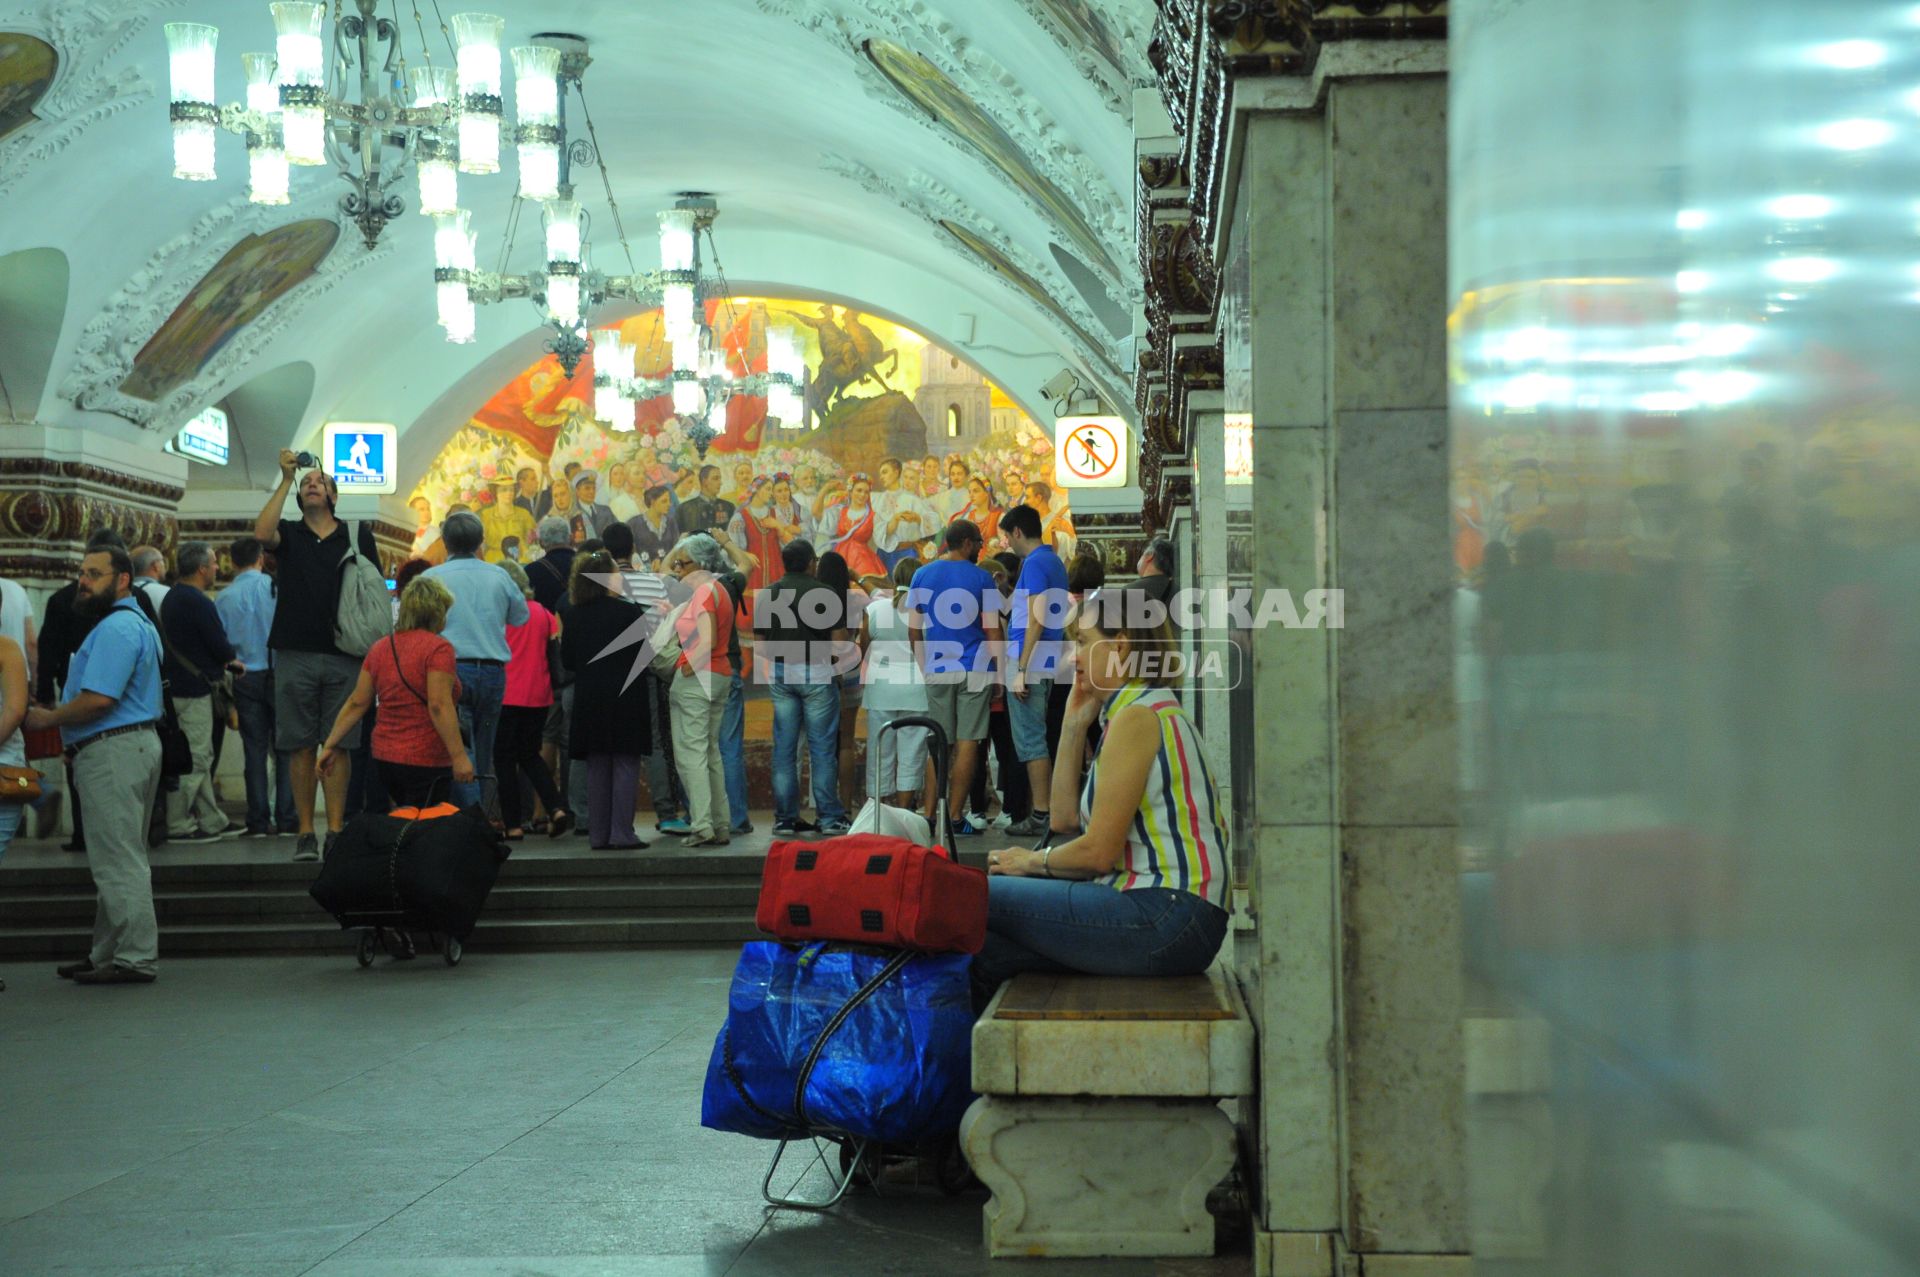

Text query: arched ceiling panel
(3, 0), (1147, 450)
(0, 246), (68, 421)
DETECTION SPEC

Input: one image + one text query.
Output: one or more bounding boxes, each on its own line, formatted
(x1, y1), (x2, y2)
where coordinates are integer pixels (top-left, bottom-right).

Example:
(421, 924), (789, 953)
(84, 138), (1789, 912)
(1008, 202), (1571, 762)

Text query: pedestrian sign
(323, 422), (398, 494)
(1053, 415), (1129, 489)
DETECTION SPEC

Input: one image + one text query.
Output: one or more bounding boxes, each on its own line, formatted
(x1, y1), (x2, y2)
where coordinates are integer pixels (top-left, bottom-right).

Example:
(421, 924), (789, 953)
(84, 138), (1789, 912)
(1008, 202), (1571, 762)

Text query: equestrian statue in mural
(782, 304), (901, 424)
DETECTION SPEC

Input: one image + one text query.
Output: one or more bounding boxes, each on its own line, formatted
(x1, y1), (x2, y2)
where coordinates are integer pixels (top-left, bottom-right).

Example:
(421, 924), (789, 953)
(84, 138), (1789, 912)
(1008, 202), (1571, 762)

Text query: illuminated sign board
(167, 406), (230, 466)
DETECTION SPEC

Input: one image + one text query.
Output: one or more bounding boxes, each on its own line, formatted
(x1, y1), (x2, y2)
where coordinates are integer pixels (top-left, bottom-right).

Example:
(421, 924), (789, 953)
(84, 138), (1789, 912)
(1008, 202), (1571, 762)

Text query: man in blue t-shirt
(1000, 504), (1072, 838)
(906, 519), (1001, 836)
(26, 545), (167, 984)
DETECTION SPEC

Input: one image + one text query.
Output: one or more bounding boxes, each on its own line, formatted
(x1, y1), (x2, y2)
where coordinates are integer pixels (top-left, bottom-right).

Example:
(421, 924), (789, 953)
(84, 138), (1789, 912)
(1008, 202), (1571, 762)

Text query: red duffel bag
(757, 833), (988, 954)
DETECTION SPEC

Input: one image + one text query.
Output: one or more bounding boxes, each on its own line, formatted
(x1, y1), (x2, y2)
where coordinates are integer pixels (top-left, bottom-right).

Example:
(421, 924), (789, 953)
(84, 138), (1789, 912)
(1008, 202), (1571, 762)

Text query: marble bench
(960, 967), (1255, 1258)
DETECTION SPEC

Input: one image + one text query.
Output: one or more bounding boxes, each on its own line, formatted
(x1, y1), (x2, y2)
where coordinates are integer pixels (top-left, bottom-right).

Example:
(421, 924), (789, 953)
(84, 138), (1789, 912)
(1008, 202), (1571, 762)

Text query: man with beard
(28, 543), (166, 984)
(36, 528), (128, 851)
(254, 450), (381, 863)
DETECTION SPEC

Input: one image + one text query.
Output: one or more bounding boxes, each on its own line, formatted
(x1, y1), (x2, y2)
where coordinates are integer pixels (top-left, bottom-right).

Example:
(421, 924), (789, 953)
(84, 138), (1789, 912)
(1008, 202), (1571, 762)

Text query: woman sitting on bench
(978, 587), (1229, 991)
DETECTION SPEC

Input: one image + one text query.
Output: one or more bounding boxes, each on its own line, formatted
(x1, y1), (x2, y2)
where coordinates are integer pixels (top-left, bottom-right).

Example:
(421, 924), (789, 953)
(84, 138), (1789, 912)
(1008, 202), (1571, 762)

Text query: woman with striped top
(979, 587), (1229, 991)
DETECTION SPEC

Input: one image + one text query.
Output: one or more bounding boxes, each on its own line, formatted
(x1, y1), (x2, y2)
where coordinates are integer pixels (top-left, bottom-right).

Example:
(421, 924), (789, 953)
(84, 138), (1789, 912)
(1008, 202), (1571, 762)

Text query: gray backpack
(334, 521), (393, 657)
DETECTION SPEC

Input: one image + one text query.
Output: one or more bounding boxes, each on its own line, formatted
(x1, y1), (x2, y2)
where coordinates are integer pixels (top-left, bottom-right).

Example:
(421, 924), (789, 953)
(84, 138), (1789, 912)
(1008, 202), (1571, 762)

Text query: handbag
(128, 589), (193, 781)
(757, 831), (988, 954)
(0, 763), (43, 803)
(648, 601), (689, 676)
(23, 725), (62, 760)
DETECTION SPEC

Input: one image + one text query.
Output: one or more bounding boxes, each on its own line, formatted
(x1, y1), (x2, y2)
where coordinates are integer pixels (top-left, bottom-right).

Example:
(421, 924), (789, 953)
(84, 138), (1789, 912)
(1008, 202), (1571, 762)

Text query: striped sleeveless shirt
(1081, 681), (1229, 907)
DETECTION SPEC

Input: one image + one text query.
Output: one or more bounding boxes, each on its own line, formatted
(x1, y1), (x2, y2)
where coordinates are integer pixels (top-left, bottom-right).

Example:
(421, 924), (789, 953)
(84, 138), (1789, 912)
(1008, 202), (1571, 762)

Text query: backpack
(127, 591), (194, 784)
(334, 521), (393, 657)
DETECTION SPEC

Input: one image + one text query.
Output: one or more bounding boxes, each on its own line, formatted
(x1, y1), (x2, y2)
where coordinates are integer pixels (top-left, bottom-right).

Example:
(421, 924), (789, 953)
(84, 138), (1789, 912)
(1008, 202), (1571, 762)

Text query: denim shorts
(1006, 679), (1050, 763)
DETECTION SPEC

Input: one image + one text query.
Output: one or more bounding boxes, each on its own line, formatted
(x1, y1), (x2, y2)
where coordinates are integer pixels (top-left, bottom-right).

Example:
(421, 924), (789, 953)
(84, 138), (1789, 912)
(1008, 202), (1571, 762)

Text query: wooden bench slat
(992, 973), (1234, 1021)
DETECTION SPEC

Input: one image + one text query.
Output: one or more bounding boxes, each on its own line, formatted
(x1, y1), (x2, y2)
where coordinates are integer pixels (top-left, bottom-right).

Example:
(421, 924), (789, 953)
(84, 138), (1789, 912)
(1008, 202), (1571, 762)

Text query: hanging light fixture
(593, 326), (635, 430)
(164, 22), (220, 180)
(511, 44), (563, 201)
(408, 65), (459, 217)
(162, 2), (505, 249)
(240, 51), (288, 203)
(434, 208), (477, 342)
(453, 11), (505, 175)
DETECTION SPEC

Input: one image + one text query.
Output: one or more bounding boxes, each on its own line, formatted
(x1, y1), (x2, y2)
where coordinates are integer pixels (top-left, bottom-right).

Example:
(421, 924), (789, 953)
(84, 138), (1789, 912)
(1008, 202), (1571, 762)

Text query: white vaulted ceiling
(0, 0), (1156, 490)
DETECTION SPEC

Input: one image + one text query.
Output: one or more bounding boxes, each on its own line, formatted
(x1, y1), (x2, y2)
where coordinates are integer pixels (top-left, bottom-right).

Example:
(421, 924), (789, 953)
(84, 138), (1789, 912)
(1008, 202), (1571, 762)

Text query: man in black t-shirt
(254, 450), (380, 863)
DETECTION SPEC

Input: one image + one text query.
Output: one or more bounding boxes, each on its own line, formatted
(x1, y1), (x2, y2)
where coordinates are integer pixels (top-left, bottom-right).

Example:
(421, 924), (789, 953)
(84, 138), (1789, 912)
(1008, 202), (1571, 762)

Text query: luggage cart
(757, 714), (969, 1212)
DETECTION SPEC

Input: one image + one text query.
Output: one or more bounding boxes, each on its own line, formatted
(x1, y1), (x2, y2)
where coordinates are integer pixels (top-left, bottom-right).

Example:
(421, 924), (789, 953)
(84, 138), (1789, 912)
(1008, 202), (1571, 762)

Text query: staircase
(0, 841), (766, 960)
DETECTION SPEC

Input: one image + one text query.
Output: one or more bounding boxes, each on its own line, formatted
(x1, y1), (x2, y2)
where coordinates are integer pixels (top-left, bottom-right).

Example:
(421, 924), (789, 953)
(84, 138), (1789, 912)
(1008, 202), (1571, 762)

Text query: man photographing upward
(254, 449), (380, 863)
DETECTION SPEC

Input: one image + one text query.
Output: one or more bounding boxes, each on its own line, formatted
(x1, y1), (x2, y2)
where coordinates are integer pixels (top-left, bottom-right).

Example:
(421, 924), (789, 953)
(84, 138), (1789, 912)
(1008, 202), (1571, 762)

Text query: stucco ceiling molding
(822, 153), (1127, 397)
(0, 0), (186, 199)
(1010, 0), (1157, 111)
(61, 192), (394, 430)
(752, 0), (1129, 287)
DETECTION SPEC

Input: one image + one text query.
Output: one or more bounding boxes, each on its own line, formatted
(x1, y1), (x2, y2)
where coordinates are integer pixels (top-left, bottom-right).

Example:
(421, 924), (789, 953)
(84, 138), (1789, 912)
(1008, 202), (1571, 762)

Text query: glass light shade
(457, 111), (498, 174)
(671, 331), (699, 377)
(767, 327), (804, 378)
(673, 377), (705, 416)
(242, 51), (279, 115)
(706, 397), (729, 438)
(517, 141), (559, 201)
(433, 209), (475, 269)
(543, 199), (583, 264)
(658, 208), (696, 271)
(247, 144), (290, 204)
(595, 379), (626, 427)
(595, 329), (633, 381)
(408, 64), (455, 108)
(283, 104), (324, 166)
(269, 3), (324, 84)
(662, 283), (695, 344)
(768, 383), (803, 425)
(437, 278), (471, 328)
(699, 345), (728, 384)
(417, 155), (458, 216)
(172, 120), (218, 181)
(511, 46), (561, 125)
(452, 12), (505, 95)
(443, 294), (476, 344)
(165, 23), (219, 105)
(547, 274), (581, 327)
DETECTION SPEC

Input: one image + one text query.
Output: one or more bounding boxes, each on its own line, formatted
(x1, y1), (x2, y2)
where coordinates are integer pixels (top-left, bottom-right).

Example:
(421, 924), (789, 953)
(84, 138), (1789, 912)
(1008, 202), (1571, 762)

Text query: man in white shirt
(129, 546), (170, 609)
(871, 457), (937, 572)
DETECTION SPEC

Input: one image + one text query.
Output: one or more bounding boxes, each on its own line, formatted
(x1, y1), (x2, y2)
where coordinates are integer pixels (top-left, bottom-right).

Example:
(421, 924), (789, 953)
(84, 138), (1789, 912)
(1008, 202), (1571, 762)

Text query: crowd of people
(0, 443), (1206, 990)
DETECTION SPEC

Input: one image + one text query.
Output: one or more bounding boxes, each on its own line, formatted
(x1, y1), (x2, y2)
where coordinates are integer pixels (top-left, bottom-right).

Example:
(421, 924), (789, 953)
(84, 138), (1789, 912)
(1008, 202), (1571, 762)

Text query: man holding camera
(255, 450), (380, 862)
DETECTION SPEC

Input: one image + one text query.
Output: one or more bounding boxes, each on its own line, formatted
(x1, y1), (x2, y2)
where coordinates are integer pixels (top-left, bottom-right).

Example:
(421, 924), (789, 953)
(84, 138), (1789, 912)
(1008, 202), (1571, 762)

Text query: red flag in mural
(709, 299), (768, 455)
(469, 353), (593, 459)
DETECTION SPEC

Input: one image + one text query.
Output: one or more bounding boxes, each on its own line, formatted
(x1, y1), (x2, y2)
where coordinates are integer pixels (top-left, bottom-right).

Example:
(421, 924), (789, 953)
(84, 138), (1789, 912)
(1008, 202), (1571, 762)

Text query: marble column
(1231, 68), (1467, 1273)
(1188, 392), (1233, 836)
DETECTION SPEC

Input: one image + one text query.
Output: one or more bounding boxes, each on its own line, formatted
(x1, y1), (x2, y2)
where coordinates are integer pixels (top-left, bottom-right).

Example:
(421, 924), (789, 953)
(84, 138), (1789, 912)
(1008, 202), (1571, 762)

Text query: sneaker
(730, 821), (754, 836)
(323, 831), (339, 860)
(952, 818), (985, 838)
(56, 959), (95, 980)
(1007, 812), (1050, 838)
(771, 820), (799, 836)
(243, 826), (273, 838)
(819, 820), (852, 837)
(657, 818), (692, 837)
(72, 964), (157, 985)
(214, 826), (243, 839)
(792, 818), (821, 834)
(169, 829), (223, 844)
(292, 834), (320, 862)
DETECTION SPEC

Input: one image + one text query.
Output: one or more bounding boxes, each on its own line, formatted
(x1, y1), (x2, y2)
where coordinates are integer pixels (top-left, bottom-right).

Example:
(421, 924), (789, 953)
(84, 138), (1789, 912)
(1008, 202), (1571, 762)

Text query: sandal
(504, 829), (526, 841)
(548, 809), (575, 838)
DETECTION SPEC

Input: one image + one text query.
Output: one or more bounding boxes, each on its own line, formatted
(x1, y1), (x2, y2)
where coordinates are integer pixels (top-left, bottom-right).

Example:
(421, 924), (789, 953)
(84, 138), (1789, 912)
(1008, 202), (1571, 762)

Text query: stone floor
(0, 949), (1251, 1276)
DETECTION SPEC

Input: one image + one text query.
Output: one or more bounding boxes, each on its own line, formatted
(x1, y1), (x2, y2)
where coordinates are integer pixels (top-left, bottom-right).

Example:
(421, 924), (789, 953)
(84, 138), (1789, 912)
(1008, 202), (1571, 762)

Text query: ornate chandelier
(588, 198), (808, 457)
(163, 2), (506, 248)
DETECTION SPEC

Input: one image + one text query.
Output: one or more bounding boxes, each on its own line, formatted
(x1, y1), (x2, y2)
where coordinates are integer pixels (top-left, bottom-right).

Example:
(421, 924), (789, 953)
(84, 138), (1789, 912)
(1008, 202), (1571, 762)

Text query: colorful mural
(0, 32), (56, 142)
(1031, 0), (1132, 81)
(120, 219), (340, 402)
(862, 38), (1118, 278)
(410, 298), (1075, 573)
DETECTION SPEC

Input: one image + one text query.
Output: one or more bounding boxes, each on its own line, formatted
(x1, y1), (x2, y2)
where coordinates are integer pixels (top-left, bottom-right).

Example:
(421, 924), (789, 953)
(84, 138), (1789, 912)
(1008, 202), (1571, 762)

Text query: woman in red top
(494, 559), (573, 840)
(319, 576), (471, 808)
(666, 534), (736, 846)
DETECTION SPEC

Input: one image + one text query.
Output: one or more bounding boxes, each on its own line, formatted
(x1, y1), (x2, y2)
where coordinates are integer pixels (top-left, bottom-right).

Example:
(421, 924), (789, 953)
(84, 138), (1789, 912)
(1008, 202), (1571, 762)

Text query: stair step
(0, 881), (764, 925)
(0, 914), (764, 958)
(0, 848), (766, 891)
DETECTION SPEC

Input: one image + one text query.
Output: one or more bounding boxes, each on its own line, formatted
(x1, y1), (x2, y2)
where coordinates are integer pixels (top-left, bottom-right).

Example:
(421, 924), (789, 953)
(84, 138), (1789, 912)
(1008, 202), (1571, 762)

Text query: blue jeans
(973, 879), (1229, 992)
(234, 673), (295, 831)
(720, 673), (749, 830)
(769, 670), (844, 826)
(0, 800), (20, 864)
(454, 661), (507, 812)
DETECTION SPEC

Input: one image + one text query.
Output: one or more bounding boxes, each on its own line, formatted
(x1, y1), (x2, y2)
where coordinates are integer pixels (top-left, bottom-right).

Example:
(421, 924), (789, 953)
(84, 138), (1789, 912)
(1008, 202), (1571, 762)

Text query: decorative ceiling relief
(0, 0), (184, 199)
(1013, 0), (1156, 110)
(62, 192), (392, 429)
(822, 153), (1127, 389)
(753, 0), (1129, 288)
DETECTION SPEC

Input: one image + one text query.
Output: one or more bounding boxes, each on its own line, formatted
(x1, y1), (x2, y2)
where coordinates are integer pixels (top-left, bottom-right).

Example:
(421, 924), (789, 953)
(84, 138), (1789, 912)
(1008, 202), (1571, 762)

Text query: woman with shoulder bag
(495, 559), (572, 840)
(316, 577), (472, 809)
(560, 552), (653, 850)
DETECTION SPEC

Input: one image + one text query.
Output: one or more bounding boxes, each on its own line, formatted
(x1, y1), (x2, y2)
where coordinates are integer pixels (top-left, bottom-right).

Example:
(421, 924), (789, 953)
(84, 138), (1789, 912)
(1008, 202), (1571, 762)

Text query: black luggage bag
(309, 804), (511, 966)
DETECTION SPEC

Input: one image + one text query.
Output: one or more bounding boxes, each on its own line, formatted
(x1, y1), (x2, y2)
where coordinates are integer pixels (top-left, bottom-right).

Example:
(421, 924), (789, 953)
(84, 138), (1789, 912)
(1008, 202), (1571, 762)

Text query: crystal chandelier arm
(600, 271), (671, 303)
(465, 270), (534, 304)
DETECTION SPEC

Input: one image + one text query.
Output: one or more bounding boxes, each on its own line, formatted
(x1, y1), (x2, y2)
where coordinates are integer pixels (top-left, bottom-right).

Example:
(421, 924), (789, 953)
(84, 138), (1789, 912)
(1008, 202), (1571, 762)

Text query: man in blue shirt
(999, 504), (1072, 837)
(907, 519), (1002, 836)
(26, 545), (166, 984)
(216, 536), (296, 836)
(424, 511), (529, 811)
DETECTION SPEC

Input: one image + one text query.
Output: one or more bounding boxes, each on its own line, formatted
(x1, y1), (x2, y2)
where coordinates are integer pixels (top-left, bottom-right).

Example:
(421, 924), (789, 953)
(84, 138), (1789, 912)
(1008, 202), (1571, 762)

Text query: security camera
(1038, 369), (1083, 402)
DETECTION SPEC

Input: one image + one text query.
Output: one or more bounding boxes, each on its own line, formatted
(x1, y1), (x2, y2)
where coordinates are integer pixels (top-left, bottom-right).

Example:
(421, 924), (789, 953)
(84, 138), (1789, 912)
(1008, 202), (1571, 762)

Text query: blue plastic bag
(701, 942), (975, 1144)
